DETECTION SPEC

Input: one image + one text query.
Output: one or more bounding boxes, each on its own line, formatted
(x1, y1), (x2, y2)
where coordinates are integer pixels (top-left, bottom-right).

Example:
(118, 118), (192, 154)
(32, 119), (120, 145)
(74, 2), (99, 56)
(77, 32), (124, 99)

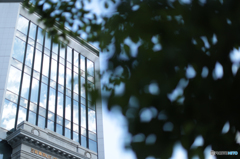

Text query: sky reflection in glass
(0, 99), (17, 130)
(12, 37), (25, 63)
(21, 73), (30, 99)
(88, 109), (96, 133)
(29, 22), (37, 40)
(25, 44), (34, 67)
(7, 66), (21, 95)
(17, 15), (29, 35)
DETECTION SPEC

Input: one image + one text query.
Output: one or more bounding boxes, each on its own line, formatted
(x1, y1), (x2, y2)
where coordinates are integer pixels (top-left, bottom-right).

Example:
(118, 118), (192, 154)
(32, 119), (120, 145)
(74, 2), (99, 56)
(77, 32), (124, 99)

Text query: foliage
(23, 0), (240, 158)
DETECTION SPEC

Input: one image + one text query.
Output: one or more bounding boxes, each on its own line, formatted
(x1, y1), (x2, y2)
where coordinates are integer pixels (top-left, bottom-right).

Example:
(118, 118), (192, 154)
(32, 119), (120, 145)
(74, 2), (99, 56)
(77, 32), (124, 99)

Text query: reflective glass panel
(60, 45), (65, 58)
(47, 120), (54, 131)
(37, 27), (44, 45)
(80, 55), (85, 71)
(74, 51), (79, 66)
(36, 43), (42, 51)
(88, 81), (94, 101)
(89, 131), (97, 141)
(7, 66), (21, 95)
(74, 93), (78, 102)
(67, 62), (72, 69)
(81, 136), (86, 148)
(81, 127), (86, 136)
(17, 15), (29, 35)
(52, 53), (58, 61)
(48, 111), (55, 121)
(44, 48), (50, 56)
(74, 66), (79, 74)
(5, 91), (18, 103)
(65, 119), (71, 129)
(57, 92), (63, 117)
(81, 97), (86, 106)
(81, 70), (85, 78)
(88, 101), (95, 110)
(28, 111), (36, 125)
(28, 37), (34, 46)
(73, 124), (78, 132)
(51, 59), (57, 81)
(29, 22), (37, 40)
(58, 84), (64, 93)
(16, 30), (27, 41)
(81, 77), (85, 98)
(39, 82), (48, 108)
(39, 107), (46, 117)
(73, 73), (78, 94)
(58, 64), (64, 85)
(73, 132), (79, 142)
(17, 106), (27, 124)
(65, 128), (71, 139)
(33, 50), (42, 72)
(29, 102), (37, 113)
(65, 96), (71, 121)
(42, 75), (48, 85)
(42, 54), (50, 77)
(48, 87), (56, 113)
(0, 100), (17, 130)
(25, 44), (34, 67)
(33, 70), (40, 80)
(73, 101), (79, 124)
(24, 65), (32, 75)
(52, 43), (58, 54)
(45, 33), (51, 49)
(57, 115), (63, 125)
(56, 124), (63, 135)
(12, 37), (25, 63)
(60, 57), (65, 65)
(20, 97), (28, 108)
(30, 78), (39, 104)
(50, 80), (56, 89)
(66, 68), (72, 90)
(11, 58), (22, 70)
(89, 139), (97, 152)
(38, 115), (45, 129)
(67, 47), (72, 63)
(81, 105), (86, 128)
(87, 59), (94, 76)
(66, 88), (71, 97)
(88, 109), (96, 133)
(21, 73), (30, 99)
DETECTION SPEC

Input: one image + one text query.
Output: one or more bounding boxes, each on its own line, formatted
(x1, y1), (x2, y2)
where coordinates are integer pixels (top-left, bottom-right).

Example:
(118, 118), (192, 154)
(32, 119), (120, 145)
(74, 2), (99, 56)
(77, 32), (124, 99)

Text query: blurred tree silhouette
(23, 0), (240, 158)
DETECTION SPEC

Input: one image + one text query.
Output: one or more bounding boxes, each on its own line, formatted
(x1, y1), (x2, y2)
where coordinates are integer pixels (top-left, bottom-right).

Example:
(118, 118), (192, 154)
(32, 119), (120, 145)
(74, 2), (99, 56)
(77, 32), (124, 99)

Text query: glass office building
(0, 3), (104, 159)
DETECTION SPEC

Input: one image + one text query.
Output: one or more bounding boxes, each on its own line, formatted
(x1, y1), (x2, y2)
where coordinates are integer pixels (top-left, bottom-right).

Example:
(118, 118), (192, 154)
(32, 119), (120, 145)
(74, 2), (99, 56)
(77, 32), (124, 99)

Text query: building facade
(0, 2), (104, 159)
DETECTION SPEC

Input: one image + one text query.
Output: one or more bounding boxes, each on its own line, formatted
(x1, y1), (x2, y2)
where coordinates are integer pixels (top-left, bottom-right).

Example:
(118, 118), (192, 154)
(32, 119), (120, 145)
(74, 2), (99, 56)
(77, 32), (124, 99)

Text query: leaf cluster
(23, 0), (240, 158)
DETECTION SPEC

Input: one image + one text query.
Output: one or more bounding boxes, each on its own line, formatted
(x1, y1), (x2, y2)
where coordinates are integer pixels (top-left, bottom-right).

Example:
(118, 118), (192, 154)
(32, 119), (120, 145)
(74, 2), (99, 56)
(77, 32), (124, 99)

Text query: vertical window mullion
(41, 34), (50, 129)
(71, 49), (74, 139)
(54, 43), (60, 132)
(85, 57), (89, 148)
(36, 29), (45, 127)
(63, 46), (67, 136)
(46, 36), (53, 130)
(93, 62), (98, 153)
(16, 20), (30, 128)
(78, 53), (81, 144)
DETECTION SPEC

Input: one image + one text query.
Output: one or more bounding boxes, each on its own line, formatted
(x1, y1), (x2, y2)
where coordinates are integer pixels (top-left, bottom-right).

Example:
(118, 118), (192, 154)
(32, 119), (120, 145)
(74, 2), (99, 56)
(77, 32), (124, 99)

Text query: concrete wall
(0, 3), (20, 139)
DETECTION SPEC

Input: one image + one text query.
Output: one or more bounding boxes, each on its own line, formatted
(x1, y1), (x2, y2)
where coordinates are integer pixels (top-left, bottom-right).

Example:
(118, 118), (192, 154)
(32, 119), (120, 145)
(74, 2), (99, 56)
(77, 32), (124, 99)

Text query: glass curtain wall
(0, 15), (97, 153)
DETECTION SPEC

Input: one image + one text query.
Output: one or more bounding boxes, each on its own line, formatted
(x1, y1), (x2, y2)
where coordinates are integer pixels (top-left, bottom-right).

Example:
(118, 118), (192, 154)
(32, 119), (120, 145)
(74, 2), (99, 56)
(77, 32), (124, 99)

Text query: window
(2, 15), (98, 151)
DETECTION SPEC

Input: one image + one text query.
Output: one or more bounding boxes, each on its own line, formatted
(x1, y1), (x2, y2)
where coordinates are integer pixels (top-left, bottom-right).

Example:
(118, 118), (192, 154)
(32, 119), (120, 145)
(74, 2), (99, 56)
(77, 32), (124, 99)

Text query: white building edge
(0, 2), (104, 159)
